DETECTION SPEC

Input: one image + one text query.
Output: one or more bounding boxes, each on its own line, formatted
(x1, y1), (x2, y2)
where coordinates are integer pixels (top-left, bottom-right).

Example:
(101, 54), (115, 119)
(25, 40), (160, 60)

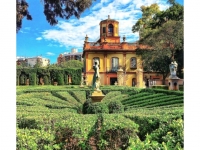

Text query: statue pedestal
(168, 76), (180, 91)
(90, 90), (105, 103)
(79, 84), (84, 88)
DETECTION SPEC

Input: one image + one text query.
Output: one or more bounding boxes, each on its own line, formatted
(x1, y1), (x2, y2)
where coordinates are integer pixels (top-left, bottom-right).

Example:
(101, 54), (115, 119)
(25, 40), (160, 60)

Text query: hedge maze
(17, 86), (184, 150)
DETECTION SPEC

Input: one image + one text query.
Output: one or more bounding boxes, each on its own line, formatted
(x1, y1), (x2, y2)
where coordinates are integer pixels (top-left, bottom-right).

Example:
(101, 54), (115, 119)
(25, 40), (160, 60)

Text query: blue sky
(17, 0), (183, 64)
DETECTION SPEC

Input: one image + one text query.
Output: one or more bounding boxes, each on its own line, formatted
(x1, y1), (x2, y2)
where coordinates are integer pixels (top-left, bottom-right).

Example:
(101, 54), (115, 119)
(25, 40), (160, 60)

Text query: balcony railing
(106, 67), (119, 73)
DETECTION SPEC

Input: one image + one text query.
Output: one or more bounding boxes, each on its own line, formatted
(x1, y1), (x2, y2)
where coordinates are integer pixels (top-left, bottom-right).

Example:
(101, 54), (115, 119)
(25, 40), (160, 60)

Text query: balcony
(106, 67), (119, 73)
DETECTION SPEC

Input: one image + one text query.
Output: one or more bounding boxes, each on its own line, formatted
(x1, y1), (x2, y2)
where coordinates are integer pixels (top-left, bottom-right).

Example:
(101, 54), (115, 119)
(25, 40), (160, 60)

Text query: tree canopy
(16, 0), (95, 32)
(60, 60), (83, 69)
(133, 1), (183, 81)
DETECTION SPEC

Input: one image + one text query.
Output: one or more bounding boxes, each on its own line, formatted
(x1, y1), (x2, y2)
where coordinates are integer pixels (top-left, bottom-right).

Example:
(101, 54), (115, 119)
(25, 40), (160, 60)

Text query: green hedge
(152, 85), (168, 90)
(43, 75), (50, 85)
(16, 68), (82, 85)
(56, 71), (64, 85)
(29, 73), (37, 85)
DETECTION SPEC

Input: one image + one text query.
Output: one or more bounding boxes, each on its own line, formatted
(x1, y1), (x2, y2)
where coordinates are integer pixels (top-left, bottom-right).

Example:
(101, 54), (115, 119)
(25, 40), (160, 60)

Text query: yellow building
(82, 15), (162, 87)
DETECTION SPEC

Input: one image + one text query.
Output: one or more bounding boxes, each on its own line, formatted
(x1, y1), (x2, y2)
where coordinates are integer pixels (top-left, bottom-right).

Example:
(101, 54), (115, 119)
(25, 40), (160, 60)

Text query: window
(103, 27), (106, 33)
(75, 55), (81, 60)
(93, 57), (100, 68)
(108, 24), (113, 36)
(130, 57), (137, 69)
(112, 57), (119, 72)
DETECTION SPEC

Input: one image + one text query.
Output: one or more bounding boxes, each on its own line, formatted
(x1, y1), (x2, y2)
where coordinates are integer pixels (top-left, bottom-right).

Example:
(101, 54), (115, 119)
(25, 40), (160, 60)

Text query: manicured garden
(17, 85), (183, 150)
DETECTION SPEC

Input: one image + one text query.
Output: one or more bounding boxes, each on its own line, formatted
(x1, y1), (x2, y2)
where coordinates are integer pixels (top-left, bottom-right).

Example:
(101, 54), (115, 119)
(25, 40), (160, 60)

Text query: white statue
(92, 60), (100, 90)
(95, 77), (101, 91)
(169, 61), (178, 76)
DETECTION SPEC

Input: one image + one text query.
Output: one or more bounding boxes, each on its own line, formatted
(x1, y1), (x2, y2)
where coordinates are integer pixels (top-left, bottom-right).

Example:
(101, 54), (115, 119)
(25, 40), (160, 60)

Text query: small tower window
(108, 24), (113, 36)
(103, 27), (106, 33)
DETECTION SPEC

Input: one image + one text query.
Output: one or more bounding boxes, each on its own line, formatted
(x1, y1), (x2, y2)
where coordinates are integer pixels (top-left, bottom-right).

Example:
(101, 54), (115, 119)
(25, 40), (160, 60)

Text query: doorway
(110, 77), (117, 85)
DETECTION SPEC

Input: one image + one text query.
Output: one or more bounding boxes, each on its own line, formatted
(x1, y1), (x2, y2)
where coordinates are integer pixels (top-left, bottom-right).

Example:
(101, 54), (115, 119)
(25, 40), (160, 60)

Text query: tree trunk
(162, 73), (168, 85)
(171, 49), (175, 62)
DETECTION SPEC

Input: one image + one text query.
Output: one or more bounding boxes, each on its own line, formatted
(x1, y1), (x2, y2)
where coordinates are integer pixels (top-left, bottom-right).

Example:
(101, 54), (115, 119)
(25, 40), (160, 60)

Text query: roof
(62, 52), (82, 57)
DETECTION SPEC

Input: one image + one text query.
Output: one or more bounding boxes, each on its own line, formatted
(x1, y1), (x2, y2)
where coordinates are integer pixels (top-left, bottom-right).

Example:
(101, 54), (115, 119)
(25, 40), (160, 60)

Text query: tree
(134, 1), (183, 82)
(140, 20), (183, 61)
(132, 3), (160, 39)
(150, 2), (183, 29)
(137, 49), (171, 84)
(16, 61), (30, 69)
(60, 60), (83, 68)
(33, 60), (43, 68)
(137, 20), (183, 82)
(17, 0), (32, 32)
(16, 0), (95, 32)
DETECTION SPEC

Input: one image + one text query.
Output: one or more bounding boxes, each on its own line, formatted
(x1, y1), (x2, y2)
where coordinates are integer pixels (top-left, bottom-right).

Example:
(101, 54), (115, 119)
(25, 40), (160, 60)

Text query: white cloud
(19, 30), (27, 33)
(24, 27), (31, 30)
(36, 37), (42, 40)
(46, 52), (55, 56)
(47, 43), (58, 47)
(41, 0), (170, 49)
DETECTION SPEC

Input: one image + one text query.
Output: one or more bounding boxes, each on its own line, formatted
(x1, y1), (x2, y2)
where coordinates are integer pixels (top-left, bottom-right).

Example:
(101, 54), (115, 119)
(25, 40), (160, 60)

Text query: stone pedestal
(117, 67), (124, 86)
(80, 85), (84, 88)
(168, 76), (180, 91)
(90, 90), (105, 103)
(136, 69), (143, 88)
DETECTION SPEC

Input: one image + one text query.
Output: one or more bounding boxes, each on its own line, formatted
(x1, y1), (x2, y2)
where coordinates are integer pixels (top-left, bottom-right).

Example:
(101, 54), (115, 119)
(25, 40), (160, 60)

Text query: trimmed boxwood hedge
(16, 68), (82, 86)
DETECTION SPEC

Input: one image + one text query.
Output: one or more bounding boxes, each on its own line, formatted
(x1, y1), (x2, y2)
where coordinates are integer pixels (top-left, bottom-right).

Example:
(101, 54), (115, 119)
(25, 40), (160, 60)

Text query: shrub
(56, 72), (64, 85)
(43, 75), (50, 85)
(29, 73), (37, 85)
(108, 100), (124, 114)
(152, 85), (168, 90)
(82, 99), (92, 114)
(87, 102), (109, 114)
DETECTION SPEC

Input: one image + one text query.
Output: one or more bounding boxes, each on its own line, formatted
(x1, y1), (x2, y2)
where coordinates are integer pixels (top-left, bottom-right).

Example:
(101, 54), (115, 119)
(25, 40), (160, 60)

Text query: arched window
(108, 24), (113, 36)
(130, 57), (137, 69)
(112, 57), (119, 72)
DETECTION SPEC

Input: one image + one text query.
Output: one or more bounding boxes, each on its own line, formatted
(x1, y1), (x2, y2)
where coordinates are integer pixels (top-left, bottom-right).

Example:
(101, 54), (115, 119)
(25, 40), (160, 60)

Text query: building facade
(82, 15), (163, 87)
(16, 56), (50, 67)
(57, 48), (83, 64)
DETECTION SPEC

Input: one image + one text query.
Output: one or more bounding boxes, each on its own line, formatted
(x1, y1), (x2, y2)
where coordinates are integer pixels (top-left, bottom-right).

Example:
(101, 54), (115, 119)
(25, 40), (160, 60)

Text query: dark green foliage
(29, 73), (37, 85)
(87, 102), (109, 114)
(16, 0), (32, 32)
(19, 74), (26, 85)
(108, 100), (124, 114)
(126, 116), (160, 141)
(66, 68), (82, 85)
(16, 68), (82, 85)
(64, 74), (68, 85)
(60, 60), (83, 68)
(179, 85), (183, 91)
(82, 99), (92, 114)
(17, 118), (38, 129)
(102, 90), (110, 95)
(152, 85), (168, 90)
(85, 90), (92, 99)
(43, 75), (50, 85)
(151, 88), (183, 96)
(150, 119), (184, 148)
(56, 71), (64, 85)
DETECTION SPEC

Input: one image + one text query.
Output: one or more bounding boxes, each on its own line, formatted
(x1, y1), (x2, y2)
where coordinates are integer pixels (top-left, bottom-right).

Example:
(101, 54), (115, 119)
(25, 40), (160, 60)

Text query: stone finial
(85, 34), (88, 42)
(123, 35), (126, 42)
(108, 15), (110, 19)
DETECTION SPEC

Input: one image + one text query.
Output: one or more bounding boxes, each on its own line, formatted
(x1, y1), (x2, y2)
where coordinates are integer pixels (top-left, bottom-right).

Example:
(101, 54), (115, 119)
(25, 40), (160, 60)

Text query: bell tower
(99, 15), (120, 43)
